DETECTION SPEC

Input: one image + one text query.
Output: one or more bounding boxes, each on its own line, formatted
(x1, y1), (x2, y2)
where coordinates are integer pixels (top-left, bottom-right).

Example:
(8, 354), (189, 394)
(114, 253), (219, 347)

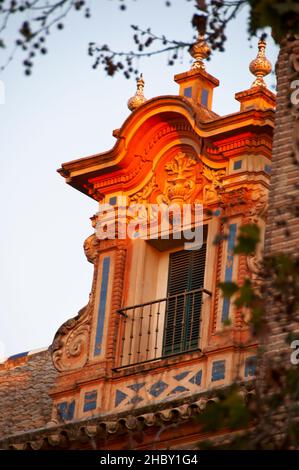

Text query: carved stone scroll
(202, 165), (225, 203)
(51, 233), (100, 372)
(51, 301), (93, 372)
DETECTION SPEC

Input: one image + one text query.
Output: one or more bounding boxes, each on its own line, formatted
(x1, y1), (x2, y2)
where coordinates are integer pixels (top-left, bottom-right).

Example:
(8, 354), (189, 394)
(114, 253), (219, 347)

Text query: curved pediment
(127, 148), (226, 208)
(68, 97), (227, 201)
(58, 93), (273, 202)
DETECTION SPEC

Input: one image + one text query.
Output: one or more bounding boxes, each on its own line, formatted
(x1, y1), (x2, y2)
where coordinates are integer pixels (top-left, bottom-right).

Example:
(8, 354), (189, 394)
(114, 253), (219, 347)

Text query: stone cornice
(57, 96), (275, 200)
(0, 383), (254, 450)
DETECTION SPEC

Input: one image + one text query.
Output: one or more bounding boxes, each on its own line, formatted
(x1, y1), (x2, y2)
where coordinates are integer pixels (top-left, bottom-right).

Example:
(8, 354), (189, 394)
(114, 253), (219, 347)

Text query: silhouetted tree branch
(88, 0), (247, 78)
(0, 0), (250, 76)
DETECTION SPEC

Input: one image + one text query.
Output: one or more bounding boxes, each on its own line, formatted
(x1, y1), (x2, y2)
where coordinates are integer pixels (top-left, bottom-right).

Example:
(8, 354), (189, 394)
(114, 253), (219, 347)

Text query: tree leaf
(234, 224), (260, 255)
(218, 281), (239, 298)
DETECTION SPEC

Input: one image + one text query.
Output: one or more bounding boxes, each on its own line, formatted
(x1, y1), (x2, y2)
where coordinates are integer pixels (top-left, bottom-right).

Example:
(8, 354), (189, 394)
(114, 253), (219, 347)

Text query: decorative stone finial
(249, 37), (272, 88)
(189, 33), (211, 71)
(127, 74), (146, 111)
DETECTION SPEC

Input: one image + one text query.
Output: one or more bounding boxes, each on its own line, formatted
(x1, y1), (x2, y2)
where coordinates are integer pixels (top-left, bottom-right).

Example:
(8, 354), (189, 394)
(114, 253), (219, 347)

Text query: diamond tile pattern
(149, 380), (168, 397)
(114, 366), (204, 409)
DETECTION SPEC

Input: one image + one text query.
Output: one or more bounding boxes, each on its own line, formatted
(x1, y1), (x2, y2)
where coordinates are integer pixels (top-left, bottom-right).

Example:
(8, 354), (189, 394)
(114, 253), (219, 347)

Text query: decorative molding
(129, 152), (225, 208)
(219, 186), (267, 219)
(129, 175), (158, 204)
(213, 221), (224, 333)
(247, 253), (262, 277)
(202, 165), (225, 203)
(242, 253), (263, 325)
(249, 38), (272, 88)
(221, 223), (237, 323)
(83, 234), (100, 264)
(51, 233), (100, 372)
(113, 364), (204, 410)
(248, 187), (268, 222)
(164, 151), (198, 204)
(92, 154), (147, 191)
(90, 123), (198, 195)
(84, 183), (105, 202)
(206, 134), (272, 158)
(129, 158), (225, 207)
(51, 301), (93, 372)
(51, 236), (127, 372)
(219, 187), (250, 216)
(0, 386), (255, 449)
(107, 242), (127, 367)
(143, 122), (196, 158)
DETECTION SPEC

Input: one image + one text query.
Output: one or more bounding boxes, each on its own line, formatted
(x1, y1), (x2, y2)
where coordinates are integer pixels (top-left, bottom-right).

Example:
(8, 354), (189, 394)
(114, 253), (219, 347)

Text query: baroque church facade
(0, 36), (275, 449)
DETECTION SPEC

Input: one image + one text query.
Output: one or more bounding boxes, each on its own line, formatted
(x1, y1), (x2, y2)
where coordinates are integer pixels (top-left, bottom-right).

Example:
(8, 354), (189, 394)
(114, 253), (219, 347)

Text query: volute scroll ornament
(84, 233), (100, 264)
(245, 253), (263, 323)
(248, 187), (268, 222)
(129, 175), (158, 205)
(247, 253), (262, 278)
(202, 165), (226, 204)
(51, 300), (93, 372)
(51, 230), (99, 372)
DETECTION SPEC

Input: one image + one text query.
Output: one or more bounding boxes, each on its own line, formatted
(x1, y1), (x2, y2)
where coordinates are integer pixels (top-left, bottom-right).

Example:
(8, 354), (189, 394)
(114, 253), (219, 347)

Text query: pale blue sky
(0, 0), (278, 357)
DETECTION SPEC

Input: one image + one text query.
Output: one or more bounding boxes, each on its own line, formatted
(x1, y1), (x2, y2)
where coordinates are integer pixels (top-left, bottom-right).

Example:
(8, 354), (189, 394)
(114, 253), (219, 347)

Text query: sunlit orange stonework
(0, 39), (275, 450)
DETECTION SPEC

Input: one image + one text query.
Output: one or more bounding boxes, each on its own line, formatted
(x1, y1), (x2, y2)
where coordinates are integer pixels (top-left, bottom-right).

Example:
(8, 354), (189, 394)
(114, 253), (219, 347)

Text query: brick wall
(0, 350), (57, 440)
(263, 37), (299, 351)
(264, 37), (299, 257)
(263, 38), (299, 352)
(257, 36), (299, 448)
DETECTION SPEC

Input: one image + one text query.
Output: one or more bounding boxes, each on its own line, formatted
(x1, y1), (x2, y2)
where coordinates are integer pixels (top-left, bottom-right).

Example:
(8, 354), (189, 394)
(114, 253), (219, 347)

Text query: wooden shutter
(162, 244), (207, 356)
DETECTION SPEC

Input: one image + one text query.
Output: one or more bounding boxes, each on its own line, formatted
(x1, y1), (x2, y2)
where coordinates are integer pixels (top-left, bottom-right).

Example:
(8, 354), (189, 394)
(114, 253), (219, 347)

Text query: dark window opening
(233, 160), (242, 170)
(201, 88), (209, 107)
(109, 196), (117, 205)
(162, 245), (207, 356)
(183, 86), (192, 98)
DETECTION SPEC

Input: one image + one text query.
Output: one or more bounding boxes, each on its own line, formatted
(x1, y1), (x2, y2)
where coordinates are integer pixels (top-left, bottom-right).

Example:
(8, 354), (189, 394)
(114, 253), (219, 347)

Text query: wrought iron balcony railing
(114, 288), (212, 370)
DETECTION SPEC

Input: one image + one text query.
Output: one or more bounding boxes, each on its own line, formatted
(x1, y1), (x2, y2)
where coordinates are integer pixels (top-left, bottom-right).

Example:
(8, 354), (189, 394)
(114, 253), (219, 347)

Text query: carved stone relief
(128, 151), (226, 207)
(219, 187), (250, 216)
(129, 176), (158, 205)
(202, 165), (226, 204)
(84, 233), (100, 264)
(51, 301), (93, 372)
(248, 187), (268, 222)
(163, 152), (198, 204)
(51, 234), (100, 372)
